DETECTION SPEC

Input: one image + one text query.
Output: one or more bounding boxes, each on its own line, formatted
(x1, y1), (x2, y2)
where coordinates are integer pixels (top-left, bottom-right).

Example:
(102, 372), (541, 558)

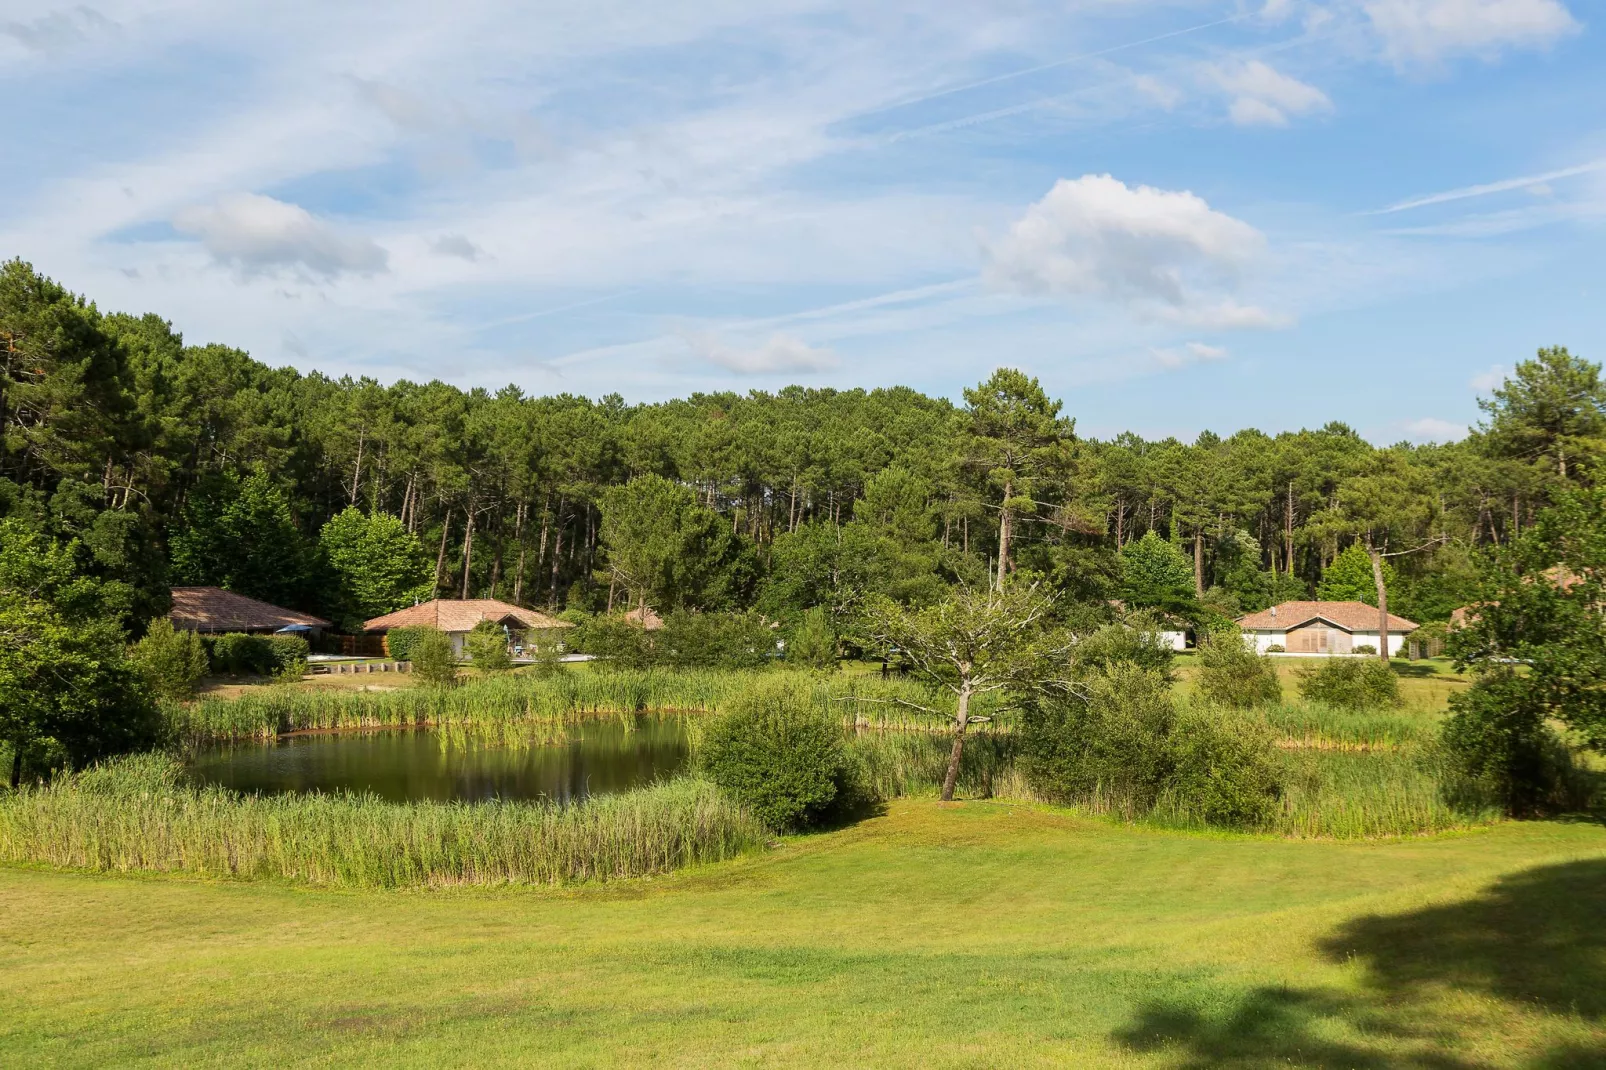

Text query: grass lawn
(4, 800), (1604, 1067)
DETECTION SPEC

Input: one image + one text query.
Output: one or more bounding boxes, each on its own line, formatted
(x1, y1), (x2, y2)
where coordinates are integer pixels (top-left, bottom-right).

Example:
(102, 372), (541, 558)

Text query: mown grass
(3, 801), (1604, 1067)
(0, 754), (764, 888)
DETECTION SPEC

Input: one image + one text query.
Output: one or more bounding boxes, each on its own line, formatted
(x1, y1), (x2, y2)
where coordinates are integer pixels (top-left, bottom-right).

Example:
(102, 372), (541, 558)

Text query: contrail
(1375, 160), (1606, 214)
(857, 11), (1252, 119)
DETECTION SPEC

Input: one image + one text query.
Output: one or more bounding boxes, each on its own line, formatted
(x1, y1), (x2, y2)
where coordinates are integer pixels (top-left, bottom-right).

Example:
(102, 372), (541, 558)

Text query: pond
(188, 715), (691, 804)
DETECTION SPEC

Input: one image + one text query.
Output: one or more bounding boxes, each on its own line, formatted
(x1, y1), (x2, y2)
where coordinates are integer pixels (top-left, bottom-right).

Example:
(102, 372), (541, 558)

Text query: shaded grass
(0, 754), (764, 888)
(1, 801), (1603, 1067)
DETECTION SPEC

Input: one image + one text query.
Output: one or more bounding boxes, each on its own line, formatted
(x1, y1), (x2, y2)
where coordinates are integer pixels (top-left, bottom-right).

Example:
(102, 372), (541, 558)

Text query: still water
(189, 715), (690, 804)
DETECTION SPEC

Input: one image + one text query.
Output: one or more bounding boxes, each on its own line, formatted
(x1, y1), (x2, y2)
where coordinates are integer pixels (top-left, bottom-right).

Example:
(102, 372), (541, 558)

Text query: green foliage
(267, 634), (309, 679)
(700, 679), (858, 831)
(1297, 658), (1401, 712)
(383, 626), (430, 662)
(578, 614), (657, 670)
(1166, 711), (1283, 828)
(1019, 663), (1281, 829)
(464, 619), (514, 674)
(0, 519), (163, 784)
(599, 475), (757, 612)
(208, 633), (276, 676)
(1480, 345), (1606, 482)
(1437, 669), (1595, 817)
(659, 611), (774, 670)
(408, 627), (459, 687)
(318, 507), (434, 631)
(1195, 629), (1282, 709)
(785, 607), (837, 669)
(1069, 614), (1177, 681)
(1316, 544), (1394, 604)
(170, 472), (316, 610)
(1120, 532), (1196, 612)
(129, 618), (209, 700)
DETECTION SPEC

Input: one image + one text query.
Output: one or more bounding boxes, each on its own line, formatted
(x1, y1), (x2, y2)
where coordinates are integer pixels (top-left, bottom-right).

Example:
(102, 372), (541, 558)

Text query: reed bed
(171, 670), (997, 745)
(0, 754), (765, 888)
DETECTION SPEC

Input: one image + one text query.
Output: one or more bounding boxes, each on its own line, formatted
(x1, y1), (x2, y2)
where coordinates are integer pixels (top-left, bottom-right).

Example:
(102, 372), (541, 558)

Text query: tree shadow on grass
(1114, 859), (1606, 1067)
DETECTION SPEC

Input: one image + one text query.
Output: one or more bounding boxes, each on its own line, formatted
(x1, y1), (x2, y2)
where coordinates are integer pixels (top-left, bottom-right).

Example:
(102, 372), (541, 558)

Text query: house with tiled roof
(363, 599), (571, 656)
(170, 587), (330, 636)
(1236, 601), (1417, 656)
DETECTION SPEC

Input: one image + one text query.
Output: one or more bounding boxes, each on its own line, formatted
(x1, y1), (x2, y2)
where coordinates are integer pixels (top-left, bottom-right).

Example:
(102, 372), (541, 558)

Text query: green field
(3, 799), (1603, 1067)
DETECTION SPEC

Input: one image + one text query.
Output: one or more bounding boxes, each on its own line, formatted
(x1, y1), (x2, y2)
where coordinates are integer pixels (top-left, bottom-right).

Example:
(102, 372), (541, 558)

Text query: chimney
(1270, 605), (1277, 619)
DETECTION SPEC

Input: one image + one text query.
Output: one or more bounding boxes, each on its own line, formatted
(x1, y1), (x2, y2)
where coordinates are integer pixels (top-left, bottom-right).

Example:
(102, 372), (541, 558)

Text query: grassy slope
(4, 800), (1604, 1067)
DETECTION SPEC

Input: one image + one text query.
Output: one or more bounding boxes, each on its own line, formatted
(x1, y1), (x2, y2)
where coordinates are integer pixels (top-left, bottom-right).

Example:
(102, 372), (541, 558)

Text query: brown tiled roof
(170, 587), (330, 633)
(364, 599), (571, 633)
(623, 605), (665, 630)
(1237, 600), (1418, 633)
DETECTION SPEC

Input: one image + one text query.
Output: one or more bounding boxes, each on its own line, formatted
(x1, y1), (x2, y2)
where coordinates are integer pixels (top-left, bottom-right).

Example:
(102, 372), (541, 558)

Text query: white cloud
(983, 174), (1278, 328)
(1150, 341), (1229, 369)
(173, 193), (389, 278)
(1470, 364), (1506, 391)
(1210, 60), (1333, 127)
(686, 331), (839, 375)
(3, 7), (114, 53)
(1133, 75), (1183, 110)
(1402, 416), (1466, 441)
(1365, 0), (1579, 64)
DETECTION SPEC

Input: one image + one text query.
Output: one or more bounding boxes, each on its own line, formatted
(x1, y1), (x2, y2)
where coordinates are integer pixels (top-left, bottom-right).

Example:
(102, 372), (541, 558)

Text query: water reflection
(189, 715), (690, 804)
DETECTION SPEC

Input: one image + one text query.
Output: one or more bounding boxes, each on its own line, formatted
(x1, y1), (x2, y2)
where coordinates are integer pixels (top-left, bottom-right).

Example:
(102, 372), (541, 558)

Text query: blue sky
(3, 0), (1601, 442)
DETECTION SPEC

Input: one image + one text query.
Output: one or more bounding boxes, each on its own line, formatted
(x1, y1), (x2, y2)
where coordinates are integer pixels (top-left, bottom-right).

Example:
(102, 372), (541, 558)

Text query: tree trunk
(434, 509), (453, 593)
(996, 480), (1013, 591)
(940, 683), (972, 802)
(1370, 547), (1390, 662)
(460, 506), (476, 599)
(1285, 481), (1295, 577)
(349, 429), (365, 505)
(512, 501), (528, 604)
(10, 747), (20, 790)
(1193, 530), (1204, 597)
(548, 498), (567, 607)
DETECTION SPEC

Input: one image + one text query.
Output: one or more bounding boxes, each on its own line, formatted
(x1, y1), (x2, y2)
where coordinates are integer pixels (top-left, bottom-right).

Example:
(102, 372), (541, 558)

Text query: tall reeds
(0, 754), (764, 888)
(170, 670), (1000, 745)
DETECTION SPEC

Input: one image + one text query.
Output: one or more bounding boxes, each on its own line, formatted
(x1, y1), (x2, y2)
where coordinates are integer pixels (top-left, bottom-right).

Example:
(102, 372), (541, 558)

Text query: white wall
(1159, 630), (1187, 651)
(1244, 629), (1409, 655)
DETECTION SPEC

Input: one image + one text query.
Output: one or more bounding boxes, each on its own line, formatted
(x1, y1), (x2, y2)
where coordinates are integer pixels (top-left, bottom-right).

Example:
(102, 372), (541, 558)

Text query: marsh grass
(169, 670), (997, 745)
(0, 753), (764, 888)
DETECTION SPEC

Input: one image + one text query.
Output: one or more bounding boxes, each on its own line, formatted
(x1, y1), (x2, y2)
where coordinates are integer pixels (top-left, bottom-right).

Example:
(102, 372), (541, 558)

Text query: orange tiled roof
(1237, 600), (1417, 633)
(363, 598), (570, 633)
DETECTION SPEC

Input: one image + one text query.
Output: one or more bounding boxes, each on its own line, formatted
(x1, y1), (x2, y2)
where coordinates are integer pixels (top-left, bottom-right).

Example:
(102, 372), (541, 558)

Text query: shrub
(266, 634), (309, 679)
(580, 614), (657, 670)
(1020, 661), (1282, 829)
(700, 679), (858, 831)
(1297, 657), (1400, 711)
(1071, 613), (1177, 680)
(408, 627), (458, 687)
(1194, 628), (1281, 709)
(464, 620), (513, 674)
(1436, 669), (1595, 816)
(384, 626), (431, 662)
(1166, 711), (1282, 827)
(785, 607), (837, 670)
(1019, 662), (1176, 816)
(128, 618), (209, 700)
(1265, 643), (1285, 653)
(209, 633), (275, 676)
(1352, 644), (1377, 656)
(661, 611), (774, 671)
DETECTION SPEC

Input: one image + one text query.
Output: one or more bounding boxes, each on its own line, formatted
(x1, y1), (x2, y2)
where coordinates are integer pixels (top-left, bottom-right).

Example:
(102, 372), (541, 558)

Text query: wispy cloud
(685, 331), (839, 375)
(1209, 60), (1333, 126)
(1365, 0), (1580, 65)
(1402, 416), (1466, 441)
(1470, 365), (1506, 391)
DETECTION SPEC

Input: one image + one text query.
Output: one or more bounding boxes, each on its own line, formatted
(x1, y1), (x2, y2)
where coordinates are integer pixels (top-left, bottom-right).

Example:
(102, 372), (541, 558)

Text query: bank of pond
(0, 668), (1500, 889)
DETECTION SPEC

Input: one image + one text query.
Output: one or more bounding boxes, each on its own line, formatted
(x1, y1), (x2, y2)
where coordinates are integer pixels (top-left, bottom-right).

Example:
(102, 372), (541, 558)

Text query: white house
(1236, 601), (1417, 656)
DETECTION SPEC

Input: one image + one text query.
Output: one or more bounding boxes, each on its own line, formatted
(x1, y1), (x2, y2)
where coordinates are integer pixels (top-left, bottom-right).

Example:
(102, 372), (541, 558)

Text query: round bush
(1166, 712), (1282, 828)
(129, 618), (210, 700)
(700, 680), (854, 831)
(1297, 657), (1400, 711)
(1195, 629), (1282, 710)
(384, 626), (430, 661)
(407, 627), (458, 687)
